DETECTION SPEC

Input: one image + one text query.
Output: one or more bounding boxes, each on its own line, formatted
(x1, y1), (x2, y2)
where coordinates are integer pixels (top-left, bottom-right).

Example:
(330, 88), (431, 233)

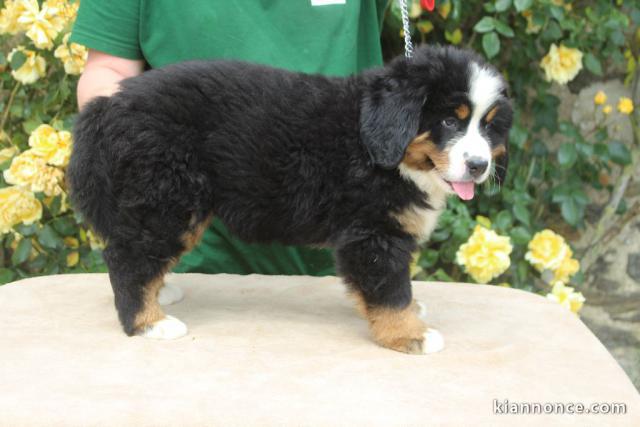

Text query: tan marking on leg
(367, 305), (428, 354)
(133, 276), (166, 331)
(455, 104), (470, 120)
(132, 213), (213, 334)
(348, 291), (368, 319)
(181, 214), (213, 253)
(485, 106), (498, 123)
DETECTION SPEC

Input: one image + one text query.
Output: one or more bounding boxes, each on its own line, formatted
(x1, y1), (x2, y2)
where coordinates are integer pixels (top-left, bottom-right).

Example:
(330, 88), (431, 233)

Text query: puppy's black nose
(466, 157), (488, 178)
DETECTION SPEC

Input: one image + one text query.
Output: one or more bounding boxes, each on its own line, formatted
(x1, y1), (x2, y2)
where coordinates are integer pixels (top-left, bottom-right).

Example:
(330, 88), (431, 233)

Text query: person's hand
(77, 49), (144, 110)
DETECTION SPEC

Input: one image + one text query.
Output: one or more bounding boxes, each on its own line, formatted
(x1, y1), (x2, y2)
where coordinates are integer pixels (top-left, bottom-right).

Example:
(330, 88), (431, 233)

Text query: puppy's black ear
(360, 76), (423, 169)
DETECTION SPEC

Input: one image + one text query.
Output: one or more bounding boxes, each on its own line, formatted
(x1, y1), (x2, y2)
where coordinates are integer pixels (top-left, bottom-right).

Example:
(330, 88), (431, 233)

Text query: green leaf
(494, 20), (515, 38)
(549, 5), (564, 21)
(514, 0), (532, 12)
(557, 144), (577, 168)
(22, 119), (42, 134)
(494, 0), (511, 12)
(551, 185), (571, 203)
(561, 198), (580, 226)
(49, 196), (62, 217)
(474, 17), (495, 33)
(584, 53), (603, 76)
(10, 50), (27, 70)
(418, 249), (439, 269)
(510, 226), (532, 245)
(0, 268), (16, 285)
(37, 224), (62, 249)
(573, 191), (589, 206)
(14, 223), (38, 237)
(495, 210), (513, 230)
(608, 142), (631, 165)
(542, 22), (562, 41)
(11, 238), (32, 265)
(509, 124), (527, 149)
(482, 32), (500, 59)
(52, 216), (77, 236)
(513, 204), (530, 226)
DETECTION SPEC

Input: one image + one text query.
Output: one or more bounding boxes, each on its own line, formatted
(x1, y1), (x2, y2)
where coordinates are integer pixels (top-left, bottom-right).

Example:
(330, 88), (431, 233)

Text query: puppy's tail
(67, 96), (117, 239)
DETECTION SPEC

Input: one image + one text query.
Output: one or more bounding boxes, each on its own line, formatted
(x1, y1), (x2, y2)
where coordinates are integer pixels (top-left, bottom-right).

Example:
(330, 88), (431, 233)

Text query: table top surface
(0, 273), (638, 427)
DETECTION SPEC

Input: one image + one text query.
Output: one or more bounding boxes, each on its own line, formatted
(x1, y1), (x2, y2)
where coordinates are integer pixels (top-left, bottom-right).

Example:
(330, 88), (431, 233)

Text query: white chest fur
(394, 165), (449, 243)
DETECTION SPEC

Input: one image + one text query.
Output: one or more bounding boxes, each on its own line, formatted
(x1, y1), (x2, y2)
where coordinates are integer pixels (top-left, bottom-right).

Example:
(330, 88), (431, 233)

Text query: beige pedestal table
(0, 273), (638, 426)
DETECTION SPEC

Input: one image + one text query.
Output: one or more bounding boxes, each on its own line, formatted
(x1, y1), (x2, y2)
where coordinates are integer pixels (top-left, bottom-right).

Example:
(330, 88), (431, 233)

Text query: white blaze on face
(446, 63), (503, 183)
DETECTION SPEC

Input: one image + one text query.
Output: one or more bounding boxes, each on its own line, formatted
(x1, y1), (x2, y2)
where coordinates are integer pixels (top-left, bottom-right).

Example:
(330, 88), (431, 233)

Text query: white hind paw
(140, 315), (188, 340)
(158, 283), (184, 306)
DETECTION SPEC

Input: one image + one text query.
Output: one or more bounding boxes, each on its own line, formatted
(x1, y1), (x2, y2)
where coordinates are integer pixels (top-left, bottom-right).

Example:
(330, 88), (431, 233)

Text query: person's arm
(77, 49), (144, 110)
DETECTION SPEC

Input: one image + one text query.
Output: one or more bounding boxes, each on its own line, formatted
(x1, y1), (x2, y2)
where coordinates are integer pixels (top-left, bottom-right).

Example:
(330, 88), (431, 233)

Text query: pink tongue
(450, 181), (475, 200)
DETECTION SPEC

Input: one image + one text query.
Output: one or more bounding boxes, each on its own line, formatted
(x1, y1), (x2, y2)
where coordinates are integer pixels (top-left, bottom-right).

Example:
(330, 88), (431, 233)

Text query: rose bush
(0, 0), (99, 284)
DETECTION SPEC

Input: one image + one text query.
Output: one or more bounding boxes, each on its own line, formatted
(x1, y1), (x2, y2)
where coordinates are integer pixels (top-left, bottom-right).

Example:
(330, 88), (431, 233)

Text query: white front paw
(422, 328), (445, 354)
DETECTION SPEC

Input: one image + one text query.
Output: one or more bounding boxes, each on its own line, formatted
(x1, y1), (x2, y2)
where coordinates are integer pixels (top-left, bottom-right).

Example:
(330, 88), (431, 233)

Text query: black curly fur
(68, 45), (511, 335)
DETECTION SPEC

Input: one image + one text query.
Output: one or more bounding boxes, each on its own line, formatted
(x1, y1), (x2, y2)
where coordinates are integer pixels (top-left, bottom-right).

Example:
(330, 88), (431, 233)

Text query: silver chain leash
(398, 0), (414, 59)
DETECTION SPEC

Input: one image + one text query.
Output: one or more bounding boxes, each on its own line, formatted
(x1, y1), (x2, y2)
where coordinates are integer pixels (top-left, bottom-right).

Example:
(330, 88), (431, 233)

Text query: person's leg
(174, 218), (336, 276)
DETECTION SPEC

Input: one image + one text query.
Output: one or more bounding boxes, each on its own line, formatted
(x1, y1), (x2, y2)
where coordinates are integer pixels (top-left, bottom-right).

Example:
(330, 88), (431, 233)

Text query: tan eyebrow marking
(455, 104), (470, 120)
(492, 145), (506, 158)
(485, 106), (499, 123)
(410, 131), (431, 144)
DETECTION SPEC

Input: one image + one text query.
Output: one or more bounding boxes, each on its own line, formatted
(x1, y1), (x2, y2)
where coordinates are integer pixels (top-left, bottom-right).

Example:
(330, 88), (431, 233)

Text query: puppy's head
(360, 45), (512, 200)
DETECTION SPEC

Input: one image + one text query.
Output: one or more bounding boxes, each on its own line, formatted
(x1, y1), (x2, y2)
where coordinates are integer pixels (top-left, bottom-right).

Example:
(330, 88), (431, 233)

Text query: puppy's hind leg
(103, 242), (187, 339)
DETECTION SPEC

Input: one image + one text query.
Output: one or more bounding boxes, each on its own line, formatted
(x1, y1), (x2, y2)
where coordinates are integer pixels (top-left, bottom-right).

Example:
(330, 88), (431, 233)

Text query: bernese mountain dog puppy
(68, 45), (512, 354)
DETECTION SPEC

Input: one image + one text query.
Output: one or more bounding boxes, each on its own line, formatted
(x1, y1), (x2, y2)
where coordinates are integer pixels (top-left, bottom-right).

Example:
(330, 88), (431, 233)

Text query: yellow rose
(602, 105), (612, 115)
(522, 10), (541, 35)
(617, 97), (634, 115)
(0, 0), (28, 34)
(45, 0), (79, 23)
(593, 90), (607, 105)
(409, 2), (421, 19)
(63, 236), (79, 248)
(17, 0), (66, 50)
(417, 20), (434, 34)
(553, 253), (580, 283)
(525, 229), (570, 272)
(8, 47), (46, 85)
(3, 150), (64, 196)
(86, 228), (105, 250)
(540, 44), (583, 85)
(28, 124), (72, 166)
(456, 225), (513, 284)
(546, 281), (585, 314)
(438, 2), (451, 20)
(0, 146), (19, 164)
(66, 251), (79, 267)
(54, 33), (87, 75)
(0, 186), (43, 234)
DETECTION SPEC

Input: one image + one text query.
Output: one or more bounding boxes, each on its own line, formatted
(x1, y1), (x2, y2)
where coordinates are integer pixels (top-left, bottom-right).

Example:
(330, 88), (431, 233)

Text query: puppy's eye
(441, 117), (457, 128)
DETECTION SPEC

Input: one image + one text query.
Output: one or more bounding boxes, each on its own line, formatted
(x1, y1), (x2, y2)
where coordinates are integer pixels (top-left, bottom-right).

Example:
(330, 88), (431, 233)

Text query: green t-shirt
(71, 0), (388, 276)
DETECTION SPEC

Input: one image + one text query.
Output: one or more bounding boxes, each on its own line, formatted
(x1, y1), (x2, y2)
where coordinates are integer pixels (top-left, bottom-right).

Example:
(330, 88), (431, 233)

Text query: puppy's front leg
(335, 234), (444, 354)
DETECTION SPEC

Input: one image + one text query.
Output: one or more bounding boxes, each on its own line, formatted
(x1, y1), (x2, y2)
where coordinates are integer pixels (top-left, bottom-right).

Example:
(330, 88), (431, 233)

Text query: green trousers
(173, 218), (336, 276)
